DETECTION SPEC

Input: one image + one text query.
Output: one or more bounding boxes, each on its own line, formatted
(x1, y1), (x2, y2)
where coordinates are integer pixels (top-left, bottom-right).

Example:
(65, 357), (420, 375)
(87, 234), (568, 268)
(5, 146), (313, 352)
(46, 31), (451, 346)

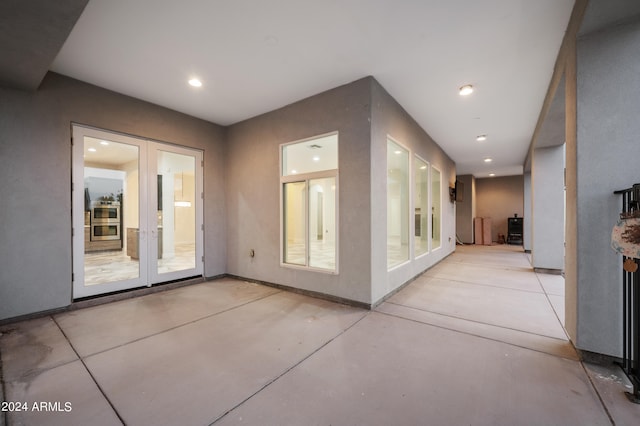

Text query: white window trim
(414, 154), (430, 260)
(386, 135), (412, 271)
(279, 132), (339, 274)
(431, 164), (443, 252)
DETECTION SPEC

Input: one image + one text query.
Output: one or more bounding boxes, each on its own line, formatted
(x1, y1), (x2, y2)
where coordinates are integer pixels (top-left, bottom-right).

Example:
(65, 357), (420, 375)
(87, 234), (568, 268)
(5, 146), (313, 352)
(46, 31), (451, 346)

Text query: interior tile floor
(2, 245), (640, 425)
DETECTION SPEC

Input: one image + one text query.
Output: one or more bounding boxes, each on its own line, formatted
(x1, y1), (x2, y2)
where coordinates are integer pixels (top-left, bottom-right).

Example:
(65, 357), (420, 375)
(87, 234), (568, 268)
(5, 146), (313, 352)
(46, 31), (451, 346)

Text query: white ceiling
(50, 0), (575, 178)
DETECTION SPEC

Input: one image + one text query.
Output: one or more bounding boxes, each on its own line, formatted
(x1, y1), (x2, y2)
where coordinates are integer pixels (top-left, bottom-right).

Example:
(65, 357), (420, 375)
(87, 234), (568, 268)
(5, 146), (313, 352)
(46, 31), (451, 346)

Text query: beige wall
(475, 175), (524, 243)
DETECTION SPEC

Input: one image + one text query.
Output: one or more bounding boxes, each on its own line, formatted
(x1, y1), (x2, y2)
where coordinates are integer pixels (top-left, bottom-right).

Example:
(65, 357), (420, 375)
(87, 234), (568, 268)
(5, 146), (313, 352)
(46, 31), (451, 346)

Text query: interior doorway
(72, 125), (204, 298)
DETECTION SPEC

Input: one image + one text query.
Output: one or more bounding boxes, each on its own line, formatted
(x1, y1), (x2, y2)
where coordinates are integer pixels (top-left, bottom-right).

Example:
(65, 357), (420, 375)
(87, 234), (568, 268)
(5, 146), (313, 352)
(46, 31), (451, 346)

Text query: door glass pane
(157, 151), (196, 274)
(414, 157), (429, 256)
(284, 181), (306, 265)
(83, 137), (140, 285)
(432, 167), (442, 249)
(387, 139), (409, 268)
(309, 177), (336, 270)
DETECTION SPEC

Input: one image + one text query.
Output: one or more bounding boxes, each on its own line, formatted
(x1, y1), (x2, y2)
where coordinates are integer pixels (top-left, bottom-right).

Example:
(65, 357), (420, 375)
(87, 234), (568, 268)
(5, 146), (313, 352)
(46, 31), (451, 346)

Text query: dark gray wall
(225, 77), (373, 304)
(0, 73), (226, 320)
(574, 18), (640, 355)
(455, 174), (475, 244)
(370, 79), (456, 303)
(476, 175), (524, 243)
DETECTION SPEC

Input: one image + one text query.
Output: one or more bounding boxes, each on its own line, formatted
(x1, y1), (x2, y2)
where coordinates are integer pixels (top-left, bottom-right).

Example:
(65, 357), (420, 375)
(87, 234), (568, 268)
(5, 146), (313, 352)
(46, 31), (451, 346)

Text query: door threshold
(71, 276), (204, 311)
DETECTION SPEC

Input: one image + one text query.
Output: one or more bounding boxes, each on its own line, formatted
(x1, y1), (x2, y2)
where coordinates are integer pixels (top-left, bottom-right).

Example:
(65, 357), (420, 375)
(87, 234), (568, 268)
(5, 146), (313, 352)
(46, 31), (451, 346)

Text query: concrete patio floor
(1, 245), (639, 425)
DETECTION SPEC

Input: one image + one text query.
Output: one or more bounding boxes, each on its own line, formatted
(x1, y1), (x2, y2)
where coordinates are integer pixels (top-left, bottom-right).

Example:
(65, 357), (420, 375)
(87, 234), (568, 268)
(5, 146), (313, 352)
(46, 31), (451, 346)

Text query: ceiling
(4, 0), (584, 178)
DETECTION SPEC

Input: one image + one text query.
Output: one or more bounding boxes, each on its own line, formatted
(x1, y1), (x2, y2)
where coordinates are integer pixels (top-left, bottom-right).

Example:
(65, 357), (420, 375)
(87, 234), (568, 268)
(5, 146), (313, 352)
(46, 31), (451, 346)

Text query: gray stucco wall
(225, 77), (373, 304)
(370, 79), (456, 304)
(532, 146), (565, 270)
(523, 172), (532, 251)
(0, 72), (226, 320)
(575, 19), (640, 356)
(455, 174), (475, 244)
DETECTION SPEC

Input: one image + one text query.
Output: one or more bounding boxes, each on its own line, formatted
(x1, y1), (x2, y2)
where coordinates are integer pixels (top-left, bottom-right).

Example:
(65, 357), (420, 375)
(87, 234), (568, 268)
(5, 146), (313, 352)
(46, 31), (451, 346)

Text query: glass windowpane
(387, 139), (409, 268)
(432, 167), (442, 249)
(284, 181), (307, 265)
(414, 157), (429, 256)
(282, 134), (337, 176)
(308, 177), (336, 270)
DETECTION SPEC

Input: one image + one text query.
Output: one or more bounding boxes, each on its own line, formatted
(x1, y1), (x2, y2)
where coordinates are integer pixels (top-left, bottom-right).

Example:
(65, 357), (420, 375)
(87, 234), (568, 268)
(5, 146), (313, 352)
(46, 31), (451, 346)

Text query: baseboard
(577, 348), (623, 366)
(533, 267), (563, 275)
(225, 274), (372, 310)
(0, 276), (205, 326)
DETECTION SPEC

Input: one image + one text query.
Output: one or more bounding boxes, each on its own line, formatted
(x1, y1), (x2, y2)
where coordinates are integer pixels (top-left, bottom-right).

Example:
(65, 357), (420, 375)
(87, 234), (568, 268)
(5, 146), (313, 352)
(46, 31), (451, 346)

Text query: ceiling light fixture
(188, 78), (202, 87)
(88, 148), (97, 152)
(459, 84), (474, 96)
(394, 150), (402, 155)
(476, 135), (487, 142)
(484, 158), (492, 163)
(291, 169), (298, 174)
(312, 156), (320, 162)
(489, 173), (496, 177)
(100, 140), (109, 146)
(420, 165), (427, 170)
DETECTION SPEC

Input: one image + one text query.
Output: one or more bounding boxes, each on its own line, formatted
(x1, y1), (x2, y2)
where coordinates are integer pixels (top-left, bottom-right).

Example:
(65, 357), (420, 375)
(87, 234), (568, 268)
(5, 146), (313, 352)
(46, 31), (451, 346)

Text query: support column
(532, 145), (565, 271)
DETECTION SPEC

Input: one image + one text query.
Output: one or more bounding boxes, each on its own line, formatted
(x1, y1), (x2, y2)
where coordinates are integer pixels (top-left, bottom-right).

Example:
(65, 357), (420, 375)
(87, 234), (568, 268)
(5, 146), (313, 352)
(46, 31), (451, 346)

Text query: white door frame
(72, 125), (203, 298)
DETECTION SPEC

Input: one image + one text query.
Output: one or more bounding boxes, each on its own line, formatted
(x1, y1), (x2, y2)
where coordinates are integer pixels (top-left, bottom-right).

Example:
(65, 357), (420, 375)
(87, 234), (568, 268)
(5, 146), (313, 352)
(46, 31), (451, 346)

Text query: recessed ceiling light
(394, 150), (402, 155)
(476, 135), (487, 142)
(312, 156), (320, 162)
(88, 148), (97, 152)
(100, 140), (109, 146)
(489, 173), (496, 177)
(420, 165), (427, 170)
(188, 78), (202, 87)
(484, 158), (492, 163)
(291, 169), (297, 174)
(459, 84), (474, 96)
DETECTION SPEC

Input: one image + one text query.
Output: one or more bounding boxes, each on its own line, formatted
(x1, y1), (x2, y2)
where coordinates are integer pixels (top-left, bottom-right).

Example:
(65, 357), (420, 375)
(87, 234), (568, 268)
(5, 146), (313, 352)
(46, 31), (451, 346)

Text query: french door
(72, 125), (203, 298)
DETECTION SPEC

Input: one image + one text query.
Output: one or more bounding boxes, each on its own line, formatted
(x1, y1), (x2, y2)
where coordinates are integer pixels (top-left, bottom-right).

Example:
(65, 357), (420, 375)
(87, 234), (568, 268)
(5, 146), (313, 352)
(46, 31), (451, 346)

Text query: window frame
(431, 164), (442, 252)
(386, 135), (411, 271)
(413, 154), (430, 259)
(279, 132), (339, 274)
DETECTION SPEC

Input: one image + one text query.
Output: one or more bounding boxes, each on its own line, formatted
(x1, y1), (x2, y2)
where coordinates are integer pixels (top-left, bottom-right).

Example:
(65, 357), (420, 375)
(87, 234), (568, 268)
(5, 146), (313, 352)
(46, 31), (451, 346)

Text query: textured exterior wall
(370, 79), (456, 304)
(0, 73), (226, 320)
(574, 18), (640, 355)
(532, 146), (565, 270)
(455, 174), (475, 244)
(225, 78), (373, 304)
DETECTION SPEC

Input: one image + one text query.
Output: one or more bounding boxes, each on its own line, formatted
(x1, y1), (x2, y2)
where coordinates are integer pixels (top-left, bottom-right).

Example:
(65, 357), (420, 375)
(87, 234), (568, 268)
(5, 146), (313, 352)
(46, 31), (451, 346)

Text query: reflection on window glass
(414, 157), (429, 257)
(308, 177), (336, 270)
(282, 134), (338, 176)
(284, 181), (306, 266)
(432, 166), (441, 249)
(281, 133), (338, 272)
(387, 138), (409, 269)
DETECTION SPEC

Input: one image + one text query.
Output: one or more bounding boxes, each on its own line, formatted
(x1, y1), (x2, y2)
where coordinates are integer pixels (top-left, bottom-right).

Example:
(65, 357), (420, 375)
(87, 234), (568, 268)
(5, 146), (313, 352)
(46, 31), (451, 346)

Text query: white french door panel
(72, 125), (203, 299)
(148, 143), (203, 284)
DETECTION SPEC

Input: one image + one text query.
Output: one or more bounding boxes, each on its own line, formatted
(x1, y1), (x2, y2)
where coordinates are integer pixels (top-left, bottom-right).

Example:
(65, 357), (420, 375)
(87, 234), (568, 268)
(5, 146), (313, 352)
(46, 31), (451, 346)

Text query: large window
(431, 166), (442, 249)
(414, 156), (429, 257)
(281, 133), (338, 272)
(387, 138), (409, 269)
